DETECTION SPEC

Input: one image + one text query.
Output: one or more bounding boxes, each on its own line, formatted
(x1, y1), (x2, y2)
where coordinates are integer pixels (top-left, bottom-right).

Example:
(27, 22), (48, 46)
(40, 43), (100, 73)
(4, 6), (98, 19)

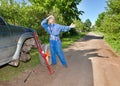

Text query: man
(41, 15), (75, 67)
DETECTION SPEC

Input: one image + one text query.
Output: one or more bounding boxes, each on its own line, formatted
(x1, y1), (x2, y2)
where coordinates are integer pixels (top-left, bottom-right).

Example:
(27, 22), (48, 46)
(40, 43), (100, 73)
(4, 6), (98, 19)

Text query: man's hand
(69, 23), (76, 28)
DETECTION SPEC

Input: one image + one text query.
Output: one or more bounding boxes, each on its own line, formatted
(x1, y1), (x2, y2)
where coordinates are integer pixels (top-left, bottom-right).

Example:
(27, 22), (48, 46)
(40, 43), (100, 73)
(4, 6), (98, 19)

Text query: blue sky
(77, 0), (107, 25)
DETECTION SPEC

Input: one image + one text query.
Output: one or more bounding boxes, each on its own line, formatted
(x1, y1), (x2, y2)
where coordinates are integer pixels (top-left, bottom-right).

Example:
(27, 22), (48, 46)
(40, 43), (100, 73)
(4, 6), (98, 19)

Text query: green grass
(91, 31), (104, 36)
(62, 33), (85, 48)
(92, 31), (120, 54)
(104, 35), (120, 54)
(0, 32), (85, 81)
(0, 49), (40, 81)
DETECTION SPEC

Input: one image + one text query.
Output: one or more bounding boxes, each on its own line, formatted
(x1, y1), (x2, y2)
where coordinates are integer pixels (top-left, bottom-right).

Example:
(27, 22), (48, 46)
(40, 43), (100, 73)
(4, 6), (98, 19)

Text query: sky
(77, 0), (107, 25)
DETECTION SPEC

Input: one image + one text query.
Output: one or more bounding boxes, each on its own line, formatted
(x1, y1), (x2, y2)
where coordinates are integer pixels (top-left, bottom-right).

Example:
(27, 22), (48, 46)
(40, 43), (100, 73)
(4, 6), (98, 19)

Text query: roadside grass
(91, 31), (104, 36)
(0, 49), (40, 81)
(104, 34), (120, 54)
(92, 31), (120, 54)
(62, 33), (85, 48)
(0, 32), (85, 81)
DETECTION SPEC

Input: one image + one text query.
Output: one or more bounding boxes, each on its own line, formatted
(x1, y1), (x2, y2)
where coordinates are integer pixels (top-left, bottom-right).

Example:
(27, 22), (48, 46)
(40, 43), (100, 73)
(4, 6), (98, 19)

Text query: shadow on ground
(81, 35), (104, 42)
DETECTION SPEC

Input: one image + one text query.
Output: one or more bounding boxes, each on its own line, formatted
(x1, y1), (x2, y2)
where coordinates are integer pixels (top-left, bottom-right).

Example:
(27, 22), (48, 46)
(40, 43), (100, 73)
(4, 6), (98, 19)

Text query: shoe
(63, 65), (68, 68)
(51, 63), (56, 66)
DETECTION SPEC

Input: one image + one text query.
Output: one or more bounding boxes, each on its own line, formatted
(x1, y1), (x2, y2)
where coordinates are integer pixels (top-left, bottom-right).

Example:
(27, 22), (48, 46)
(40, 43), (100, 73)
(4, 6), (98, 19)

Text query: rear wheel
(39, 44), (52, 66)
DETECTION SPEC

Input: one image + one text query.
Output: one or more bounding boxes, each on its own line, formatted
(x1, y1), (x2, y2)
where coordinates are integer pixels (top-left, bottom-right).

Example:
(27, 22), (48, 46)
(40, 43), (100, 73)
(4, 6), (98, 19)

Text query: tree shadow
(81, 35), (104, 42)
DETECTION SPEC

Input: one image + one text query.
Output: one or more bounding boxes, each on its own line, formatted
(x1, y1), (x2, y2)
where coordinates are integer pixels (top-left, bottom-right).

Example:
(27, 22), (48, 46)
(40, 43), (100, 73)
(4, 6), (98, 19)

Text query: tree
(73, 18), (85, 32)
(95, 12), (105, 28)
(84, 19), (92, 31)
(0, 0), (84, 41)
(95, 0), (120, 52)
(98, 0), (120, 35)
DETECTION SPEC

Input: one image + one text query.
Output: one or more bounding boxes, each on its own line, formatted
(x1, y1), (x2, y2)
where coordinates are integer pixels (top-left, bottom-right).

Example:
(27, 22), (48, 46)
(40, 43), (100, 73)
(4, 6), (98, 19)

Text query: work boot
(51, 63), (57, 66)
(63, 64), (68, 68)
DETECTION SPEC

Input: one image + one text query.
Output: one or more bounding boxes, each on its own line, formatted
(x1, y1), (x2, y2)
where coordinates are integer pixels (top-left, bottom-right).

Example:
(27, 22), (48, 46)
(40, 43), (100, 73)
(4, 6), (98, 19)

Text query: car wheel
(39, 44), (52, 66)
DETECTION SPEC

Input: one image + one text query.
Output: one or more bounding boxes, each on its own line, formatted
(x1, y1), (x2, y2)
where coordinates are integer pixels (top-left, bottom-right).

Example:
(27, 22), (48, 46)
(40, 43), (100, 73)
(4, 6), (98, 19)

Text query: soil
(0, 32), (120, 86)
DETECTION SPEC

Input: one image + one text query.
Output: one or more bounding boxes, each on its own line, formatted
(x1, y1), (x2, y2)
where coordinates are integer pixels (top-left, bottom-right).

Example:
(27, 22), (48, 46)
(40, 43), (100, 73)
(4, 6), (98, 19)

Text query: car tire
(39, 44), (52, 66)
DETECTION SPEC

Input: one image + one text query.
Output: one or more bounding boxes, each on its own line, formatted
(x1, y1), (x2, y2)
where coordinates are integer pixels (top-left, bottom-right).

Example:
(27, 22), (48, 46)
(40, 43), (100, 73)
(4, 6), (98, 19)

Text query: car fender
(12, 32), (34, 60)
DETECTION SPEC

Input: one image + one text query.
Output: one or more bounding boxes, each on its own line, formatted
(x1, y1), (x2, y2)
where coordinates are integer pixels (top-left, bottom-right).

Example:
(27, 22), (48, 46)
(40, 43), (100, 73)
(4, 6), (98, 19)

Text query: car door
(0, 18), (13, 62)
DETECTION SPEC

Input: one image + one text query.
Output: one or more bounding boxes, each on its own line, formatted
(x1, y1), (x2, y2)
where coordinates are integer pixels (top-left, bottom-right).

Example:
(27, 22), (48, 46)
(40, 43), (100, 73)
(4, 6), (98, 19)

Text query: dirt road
(1, 32), (120, 86)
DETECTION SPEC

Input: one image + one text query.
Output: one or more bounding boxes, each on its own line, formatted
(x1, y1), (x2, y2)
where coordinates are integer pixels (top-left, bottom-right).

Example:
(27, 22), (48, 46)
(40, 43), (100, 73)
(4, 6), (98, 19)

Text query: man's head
(48, 15), (55, 24)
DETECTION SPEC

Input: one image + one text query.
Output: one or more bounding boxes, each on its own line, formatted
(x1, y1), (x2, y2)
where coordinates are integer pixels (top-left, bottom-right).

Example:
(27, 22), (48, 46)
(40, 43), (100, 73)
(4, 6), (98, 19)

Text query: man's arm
(41, 15), (54, 33)
(59, 25), (71, 32)
(59, 23), (76, 32)
(41, 18), (49, 32)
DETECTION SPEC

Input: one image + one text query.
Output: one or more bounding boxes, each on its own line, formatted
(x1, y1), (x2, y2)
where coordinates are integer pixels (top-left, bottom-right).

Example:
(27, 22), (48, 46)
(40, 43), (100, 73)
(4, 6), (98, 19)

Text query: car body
(0, 16), (36, 66)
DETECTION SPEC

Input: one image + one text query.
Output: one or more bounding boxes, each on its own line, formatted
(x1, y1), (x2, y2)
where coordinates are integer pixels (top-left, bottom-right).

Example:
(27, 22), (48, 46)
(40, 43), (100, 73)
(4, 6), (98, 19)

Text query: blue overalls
(41, 18), (71, 67)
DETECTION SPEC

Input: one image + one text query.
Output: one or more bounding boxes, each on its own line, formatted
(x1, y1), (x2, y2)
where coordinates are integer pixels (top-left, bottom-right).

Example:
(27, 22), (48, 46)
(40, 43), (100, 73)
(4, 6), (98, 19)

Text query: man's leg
(56, 40), (68, 67)
(50, 40), (57, 65)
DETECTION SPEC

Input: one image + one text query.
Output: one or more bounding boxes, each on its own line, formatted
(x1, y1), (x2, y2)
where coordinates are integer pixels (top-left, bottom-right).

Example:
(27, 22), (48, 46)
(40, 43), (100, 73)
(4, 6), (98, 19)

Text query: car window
(0, 18), (6, 26)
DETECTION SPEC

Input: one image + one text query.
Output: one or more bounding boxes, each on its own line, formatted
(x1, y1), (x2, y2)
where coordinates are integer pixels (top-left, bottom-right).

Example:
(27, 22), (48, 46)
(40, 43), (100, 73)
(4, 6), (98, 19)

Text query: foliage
(0, 0), (85, 38)
(95, 12), (105, 28)
(84, 19), (92, 31)
(73, 18), (85, 32)
(95, 0), (120, 53)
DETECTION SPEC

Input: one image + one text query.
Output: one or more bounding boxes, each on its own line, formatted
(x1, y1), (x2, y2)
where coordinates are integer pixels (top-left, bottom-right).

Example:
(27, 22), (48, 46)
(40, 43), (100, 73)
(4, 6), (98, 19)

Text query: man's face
(48, 17), (55, 24)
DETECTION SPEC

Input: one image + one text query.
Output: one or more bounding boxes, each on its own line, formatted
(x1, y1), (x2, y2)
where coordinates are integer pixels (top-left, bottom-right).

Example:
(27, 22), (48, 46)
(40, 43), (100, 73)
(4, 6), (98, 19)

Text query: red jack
(34, 32), (54, 75)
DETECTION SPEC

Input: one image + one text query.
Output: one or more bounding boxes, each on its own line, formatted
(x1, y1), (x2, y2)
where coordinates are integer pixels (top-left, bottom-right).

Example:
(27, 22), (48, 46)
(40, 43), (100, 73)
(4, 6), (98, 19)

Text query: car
(0, 16), (36, 66)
